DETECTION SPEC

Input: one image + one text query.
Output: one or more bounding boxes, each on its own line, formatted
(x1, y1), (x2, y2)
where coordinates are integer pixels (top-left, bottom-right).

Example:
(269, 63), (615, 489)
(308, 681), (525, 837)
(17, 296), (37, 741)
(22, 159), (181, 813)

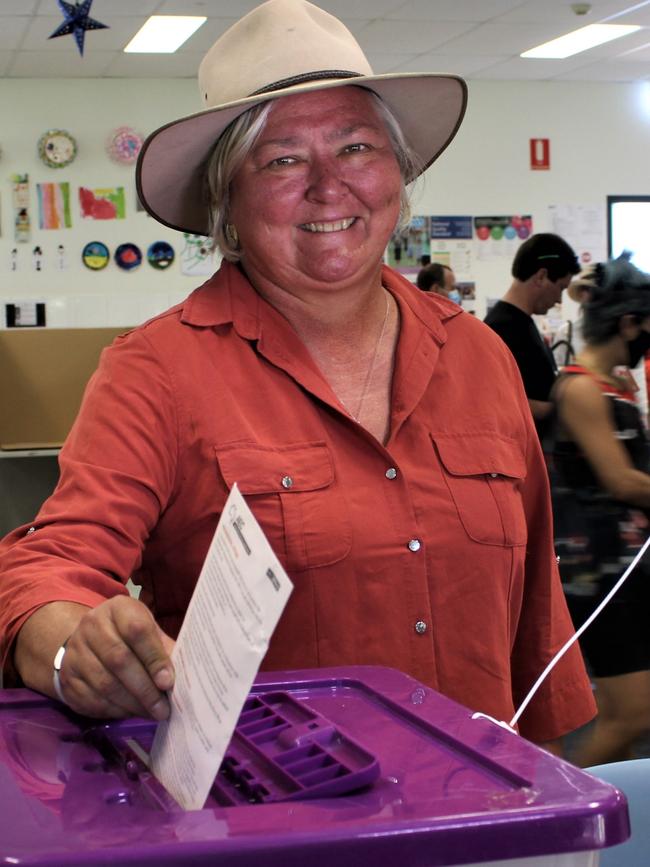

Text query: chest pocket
(432, 433), (528, 547)
(216, 441), (351, 572)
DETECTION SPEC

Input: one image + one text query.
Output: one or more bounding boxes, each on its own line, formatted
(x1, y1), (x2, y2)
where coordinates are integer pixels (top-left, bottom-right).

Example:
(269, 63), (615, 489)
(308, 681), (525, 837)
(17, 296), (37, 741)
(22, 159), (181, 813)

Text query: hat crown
(198, 0), (373, 108)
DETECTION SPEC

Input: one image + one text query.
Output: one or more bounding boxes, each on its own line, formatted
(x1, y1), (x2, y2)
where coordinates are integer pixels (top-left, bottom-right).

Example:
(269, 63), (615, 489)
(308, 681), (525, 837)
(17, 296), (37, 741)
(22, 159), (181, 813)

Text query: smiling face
(228, 87), (403, 300)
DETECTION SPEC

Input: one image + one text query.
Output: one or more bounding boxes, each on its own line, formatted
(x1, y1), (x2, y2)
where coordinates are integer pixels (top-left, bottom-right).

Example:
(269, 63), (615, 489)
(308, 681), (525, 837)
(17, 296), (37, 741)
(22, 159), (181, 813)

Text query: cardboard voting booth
(0, 327), (124, 449)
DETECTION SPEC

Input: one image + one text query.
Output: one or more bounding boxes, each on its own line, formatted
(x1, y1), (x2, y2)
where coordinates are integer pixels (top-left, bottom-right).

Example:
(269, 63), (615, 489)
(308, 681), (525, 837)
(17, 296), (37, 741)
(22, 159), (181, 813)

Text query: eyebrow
(328, 122), (382, 140)
(255, 123), (383, 151)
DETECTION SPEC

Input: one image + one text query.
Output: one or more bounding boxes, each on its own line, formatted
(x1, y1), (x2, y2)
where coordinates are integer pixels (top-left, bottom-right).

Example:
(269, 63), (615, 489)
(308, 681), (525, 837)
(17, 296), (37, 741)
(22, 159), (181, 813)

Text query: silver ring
(53, 640), (69, 704)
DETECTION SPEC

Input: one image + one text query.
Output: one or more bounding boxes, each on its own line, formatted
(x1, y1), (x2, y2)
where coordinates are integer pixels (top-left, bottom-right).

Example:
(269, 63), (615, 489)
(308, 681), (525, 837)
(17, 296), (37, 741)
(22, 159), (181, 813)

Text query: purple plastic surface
(0, 665), (630, 867)
(96, 691), (380, 806)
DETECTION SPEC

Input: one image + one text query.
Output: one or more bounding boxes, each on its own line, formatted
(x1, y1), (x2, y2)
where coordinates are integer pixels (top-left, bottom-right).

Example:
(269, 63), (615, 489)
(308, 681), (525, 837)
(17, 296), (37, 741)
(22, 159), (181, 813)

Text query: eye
(267, 155), (299, 168)
(343, 142), (371, 154)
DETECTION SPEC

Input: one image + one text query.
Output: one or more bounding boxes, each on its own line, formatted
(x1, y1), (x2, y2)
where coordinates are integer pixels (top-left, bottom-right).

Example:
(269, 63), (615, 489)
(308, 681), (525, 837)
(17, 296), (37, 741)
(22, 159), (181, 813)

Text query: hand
(55, 597), (175, 720)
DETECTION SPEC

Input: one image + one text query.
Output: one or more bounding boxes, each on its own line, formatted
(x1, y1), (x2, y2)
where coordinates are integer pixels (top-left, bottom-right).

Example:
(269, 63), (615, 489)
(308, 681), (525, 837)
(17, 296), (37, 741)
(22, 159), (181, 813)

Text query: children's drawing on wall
(11, 174), (30, 243)
(180, 234), (217, 277)
(37, 182), (72, 229)
(474, 215), (532, 260)
(56, 244), (67, 270)
(82, 241), (110, 271)
(114, 242), (142, 271)
(147, 241), (175, 270)
(32, 246), (43, 271)
(386, 216), (431, 274)
(79, 186), (126, 220)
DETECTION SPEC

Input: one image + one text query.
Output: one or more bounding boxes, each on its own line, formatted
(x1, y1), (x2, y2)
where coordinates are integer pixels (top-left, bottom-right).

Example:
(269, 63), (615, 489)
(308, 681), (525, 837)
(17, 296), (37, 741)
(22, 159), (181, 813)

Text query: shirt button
(281, 476), (293, 489)
(26, 526), (36, 535)
(385, 467), (397, 480)
(407, 539), (421, 552)
(414, 620), (428, 635)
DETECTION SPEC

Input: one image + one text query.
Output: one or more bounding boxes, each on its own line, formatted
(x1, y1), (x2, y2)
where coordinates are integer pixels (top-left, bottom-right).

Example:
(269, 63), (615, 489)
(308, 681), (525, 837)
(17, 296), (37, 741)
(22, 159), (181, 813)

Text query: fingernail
(151, 698), (170, 721)
(154, 667), (174, 691)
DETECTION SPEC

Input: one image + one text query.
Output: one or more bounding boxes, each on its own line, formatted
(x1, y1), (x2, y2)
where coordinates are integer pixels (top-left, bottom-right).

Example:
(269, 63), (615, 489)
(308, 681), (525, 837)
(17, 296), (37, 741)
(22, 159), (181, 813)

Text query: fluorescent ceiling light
(124, 16), (207, 53)
(521, 24), (641, 59)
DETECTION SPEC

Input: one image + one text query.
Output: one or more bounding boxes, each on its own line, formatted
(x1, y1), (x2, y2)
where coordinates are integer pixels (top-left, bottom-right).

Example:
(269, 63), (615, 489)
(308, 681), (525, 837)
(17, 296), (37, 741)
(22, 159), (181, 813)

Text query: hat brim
(136, 72), (468, 237)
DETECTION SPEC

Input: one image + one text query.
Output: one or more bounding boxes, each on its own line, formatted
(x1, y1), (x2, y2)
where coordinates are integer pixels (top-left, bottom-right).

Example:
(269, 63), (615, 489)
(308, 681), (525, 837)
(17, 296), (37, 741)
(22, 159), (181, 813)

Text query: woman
(0, 0), (594, 748)
(551, 256), (650, 765)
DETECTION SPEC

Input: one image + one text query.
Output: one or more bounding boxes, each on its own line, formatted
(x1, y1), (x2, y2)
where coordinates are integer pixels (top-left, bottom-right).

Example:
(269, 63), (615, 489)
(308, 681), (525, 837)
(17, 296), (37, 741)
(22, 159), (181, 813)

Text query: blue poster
(430, 216), (473, 240)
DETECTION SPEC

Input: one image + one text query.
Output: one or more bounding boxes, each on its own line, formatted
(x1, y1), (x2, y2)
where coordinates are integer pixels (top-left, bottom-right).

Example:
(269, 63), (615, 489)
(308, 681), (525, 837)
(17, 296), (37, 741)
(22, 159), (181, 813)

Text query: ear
(533, 267), (548, 285)
(619, 314), (639, 340)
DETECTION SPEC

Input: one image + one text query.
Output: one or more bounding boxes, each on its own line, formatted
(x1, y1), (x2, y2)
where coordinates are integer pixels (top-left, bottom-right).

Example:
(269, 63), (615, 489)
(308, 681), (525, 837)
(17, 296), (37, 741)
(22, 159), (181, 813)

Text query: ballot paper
(150, 483), (293, 810)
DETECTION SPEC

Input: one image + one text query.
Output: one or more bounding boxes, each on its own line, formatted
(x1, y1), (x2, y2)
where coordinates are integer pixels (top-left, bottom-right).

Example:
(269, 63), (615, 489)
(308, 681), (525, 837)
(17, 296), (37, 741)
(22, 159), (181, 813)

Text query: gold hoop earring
(225, 223), (239, 248)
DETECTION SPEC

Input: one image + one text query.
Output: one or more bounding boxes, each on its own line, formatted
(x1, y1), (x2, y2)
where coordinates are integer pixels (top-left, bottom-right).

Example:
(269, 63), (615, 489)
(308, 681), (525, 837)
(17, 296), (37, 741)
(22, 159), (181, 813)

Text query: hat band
(251, 69), (362, 96)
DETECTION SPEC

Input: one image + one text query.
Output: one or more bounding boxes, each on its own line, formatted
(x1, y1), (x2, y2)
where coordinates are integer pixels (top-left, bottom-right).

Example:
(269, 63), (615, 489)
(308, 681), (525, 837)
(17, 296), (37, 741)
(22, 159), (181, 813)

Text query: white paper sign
(150, 483), (293, 810)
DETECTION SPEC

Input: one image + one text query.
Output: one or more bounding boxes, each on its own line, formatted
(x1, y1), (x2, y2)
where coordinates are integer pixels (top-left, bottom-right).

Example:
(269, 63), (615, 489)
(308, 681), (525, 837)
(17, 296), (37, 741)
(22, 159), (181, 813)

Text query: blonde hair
(567, 265), (597, 304)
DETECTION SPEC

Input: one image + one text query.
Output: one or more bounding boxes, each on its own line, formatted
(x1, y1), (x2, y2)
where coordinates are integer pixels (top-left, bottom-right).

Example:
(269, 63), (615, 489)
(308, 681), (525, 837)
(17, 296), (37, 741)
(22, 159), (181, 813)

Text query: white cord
(509, 533), (650, 730)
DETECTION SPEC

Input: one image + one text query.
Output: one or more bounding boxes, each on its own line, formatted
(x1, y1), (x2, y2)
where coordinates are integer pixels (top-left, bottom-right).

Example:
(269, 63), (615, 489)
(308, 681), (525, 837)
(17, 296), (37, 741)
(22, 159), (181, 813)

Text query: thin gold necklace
(351, 291), (391, 422)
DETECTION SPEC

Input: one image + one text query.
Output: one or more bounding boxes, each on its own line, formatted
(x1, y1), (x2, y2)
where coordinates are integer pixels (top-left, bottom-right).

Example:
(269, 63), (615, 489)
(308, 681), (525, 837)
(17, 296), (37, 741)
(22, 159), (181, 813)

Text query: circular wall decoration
(106, 126), (144, 165)
(147, 240), (175, 270)
(115, 242), (142, 271)
(82, 241), (109, 271)
(38, 129), (77, 168)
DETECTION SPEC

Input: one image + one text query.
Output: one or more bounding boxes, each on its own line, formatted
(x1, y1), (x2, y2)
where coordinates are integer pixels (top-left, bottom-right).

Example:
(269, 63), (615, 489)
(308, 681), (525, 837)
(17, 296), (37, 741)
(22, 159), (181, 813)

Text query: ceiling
(2, 0), (650, 82)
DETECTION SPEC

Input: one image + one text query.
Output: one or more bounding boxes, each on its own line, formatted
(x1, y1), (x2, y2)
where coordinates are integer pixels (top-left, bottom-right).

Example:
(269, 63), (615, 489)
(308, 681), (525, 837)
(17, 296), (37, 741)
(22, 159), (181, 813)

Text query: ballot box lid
(0, 666), (630, 867)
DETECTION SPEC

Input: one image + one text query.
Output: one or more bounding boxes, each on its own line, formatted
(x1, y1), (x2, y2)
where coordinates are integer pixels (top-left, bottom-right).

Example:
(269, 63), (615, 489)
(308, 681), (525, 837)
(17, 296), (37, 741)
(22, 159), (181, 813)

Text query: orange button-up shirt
(0, 262), (595, 742)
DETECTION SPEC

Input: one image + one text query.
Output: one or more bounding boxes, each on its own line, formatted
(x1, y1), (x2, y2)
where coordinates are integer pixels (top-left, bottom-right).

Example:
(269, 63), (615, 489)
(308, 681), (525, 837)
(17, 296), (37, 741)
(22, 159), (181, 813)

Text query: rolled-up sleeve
(0, 329), (179, 678)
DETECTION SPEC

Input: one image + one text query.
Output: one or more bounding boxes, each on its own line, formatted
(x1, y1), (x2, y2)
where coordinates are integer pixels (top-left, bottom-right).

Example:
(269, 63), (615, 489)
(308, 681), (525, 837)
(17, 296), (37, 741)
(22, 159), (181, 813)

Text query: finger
(95, 632), (171, 720)
(61, 642), (152, 719)
(80, 608), (171, 720)
(157, 625), (176, 658)
(112, 603), (175, 694)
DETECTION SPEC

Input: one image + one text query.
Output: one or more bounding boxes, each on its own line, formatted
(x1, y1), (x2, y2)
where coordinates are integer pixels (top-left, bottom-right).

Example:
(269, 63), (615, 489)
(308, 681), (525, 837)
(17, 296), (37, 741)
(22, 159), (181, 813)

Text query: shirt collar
(180, 261), (262, 339)
(380, 265), (461, 344)
(180, 259), (461, 343)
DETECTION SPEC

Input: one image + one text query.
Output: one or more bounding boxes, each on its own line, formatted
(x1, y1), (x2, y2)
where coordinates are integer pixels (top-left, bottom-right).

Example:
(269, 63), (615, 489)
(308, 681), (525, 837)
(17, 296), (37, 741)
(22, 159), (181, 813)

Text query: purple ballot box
(0, 666), (629, 866)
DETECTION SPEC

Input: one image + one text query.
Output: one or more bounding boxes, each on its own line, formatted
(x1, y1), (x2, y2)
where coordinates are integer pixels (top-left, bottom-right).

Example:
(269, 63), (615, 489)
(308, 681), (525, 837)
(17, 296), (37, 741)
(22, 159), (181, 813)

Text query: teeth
(301, 218), (355, 233)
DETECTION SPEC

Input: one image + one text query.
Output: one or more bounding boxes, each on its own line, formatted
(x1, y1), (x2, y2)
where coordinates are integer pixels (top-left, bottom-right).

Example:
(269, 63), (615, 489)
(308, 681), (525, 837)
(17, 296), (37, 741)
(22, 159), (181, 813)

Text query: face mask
(448, 289), (462, 305)
(626, 330), (650, 368)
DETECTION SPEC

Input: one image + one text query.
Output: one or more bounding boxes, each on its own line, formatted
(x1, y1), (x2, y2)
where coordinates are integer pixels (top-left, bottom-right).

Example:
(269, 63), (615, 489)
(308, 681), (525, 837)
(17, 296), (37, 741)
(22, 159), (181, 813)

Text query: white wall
(2, 76), (650, 326)
(418, 79), (650, 316)
(0, 78), (199, 328)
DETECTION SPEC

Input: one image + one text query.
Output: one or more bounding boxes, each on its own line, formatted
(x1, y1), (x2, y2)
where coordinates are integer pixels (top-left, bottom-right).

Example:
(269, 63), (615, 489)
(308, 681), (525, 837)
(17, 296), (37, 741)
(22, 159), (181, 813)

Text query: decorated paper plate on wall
(82, 241), (109, 271)
(147, 240), (175, 270)
(115, 242), (142, 271)
(106, 126), (143, 165)
(38, 129), (77, 168)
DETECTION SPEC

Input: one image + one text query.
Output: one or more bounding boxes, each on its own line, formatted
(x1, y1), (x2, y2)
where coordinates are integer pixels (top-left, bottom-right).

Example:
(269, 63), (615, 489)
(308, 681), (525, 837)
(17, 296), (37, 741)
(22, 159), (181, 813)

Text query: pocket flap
(432, 432), (526, 479)
(216, 441), (334, 494)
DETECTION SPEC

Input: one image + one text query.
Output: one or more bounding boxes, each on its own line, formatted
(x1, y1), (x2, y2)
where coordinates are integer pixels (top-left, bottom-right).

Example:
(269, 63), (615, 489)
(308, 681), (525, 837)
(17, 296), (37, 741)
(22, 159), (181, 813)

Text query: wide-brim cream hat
(136, 0), (468, 237)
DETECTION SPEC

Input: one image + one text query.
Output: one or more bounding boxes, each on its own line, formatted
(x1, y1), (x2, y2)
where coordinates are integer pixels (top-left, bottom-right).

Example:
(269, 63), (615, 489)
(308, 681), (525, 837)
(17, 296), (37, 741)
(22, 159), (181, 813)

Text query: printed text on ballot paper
(150, 483), (293, 810)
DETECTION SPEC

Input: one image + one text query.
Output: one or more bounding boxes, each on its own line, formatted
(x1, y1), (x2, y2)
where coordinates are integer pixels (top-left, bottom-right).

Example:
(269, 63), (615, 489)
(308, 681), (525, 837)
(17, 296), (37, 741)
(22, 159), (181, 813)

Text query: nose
(305, 157), (349, 203)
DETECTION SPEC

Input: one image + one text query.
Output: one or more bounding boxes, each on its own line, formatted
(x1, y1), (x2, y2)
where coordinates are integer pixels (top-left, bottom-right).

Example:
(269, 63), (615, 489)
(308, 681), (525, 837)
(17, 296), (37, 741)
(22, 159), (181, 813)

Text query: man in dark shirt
(484, 233), (580, 443)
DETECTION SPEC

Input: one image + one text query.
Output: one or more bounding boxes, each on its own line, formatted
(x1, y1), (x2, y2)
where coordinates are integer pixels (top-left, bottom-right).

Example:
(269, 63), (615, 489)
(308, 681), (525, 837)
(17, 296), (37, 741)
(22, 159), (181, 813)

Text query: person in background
(416, 262), (459, 301)
(484, 233), (580, 445)
(550, 256), (650, 766)
(643, 350), (650, 428)
(0, 0), (594, 751)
